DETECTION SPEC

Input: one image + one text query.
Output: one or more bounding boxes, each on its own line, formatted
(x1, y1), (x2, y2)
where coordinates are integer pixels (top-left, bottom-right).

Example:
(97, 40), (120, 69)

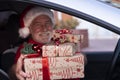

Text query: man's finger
(16, 54), (26, 69)
(19, 71), (31, 78)
(16, 72), (25, 80)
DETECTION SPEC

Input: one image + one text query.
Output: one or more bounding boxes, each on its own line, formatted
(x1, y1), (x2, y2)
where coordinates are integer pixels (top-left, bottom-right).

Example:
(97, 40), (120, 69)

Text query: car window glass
(53, 10), (119, 52)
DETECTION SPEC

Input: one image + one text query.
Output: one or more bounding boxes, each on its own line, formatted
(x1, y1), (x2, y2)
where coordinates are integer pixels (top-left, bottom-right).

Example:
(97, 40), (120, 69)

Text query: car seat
(0, 13), (20, 73)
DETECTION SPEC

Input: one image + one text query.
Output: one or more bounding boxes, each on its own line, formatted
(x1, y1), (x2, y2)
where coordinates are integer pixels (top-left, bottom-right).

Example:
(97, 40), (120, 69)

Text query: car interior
(106, 38), (120, 80)
(0, 10), (30, 79)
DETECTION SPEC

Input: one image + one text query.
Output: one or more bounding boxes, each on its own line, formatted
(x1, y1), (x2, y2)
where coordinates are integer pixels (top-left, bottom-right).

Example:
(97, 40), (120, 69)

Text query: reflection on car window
(97, 0), (120, 8)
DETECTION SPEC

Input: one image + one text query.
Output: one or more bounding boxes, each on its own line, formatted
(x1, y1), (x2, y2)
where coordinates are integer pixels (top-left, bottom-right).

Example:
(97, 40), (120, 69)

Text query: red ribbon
(26, 53), (40, 58)
(42, 57), (50, 80)
(55, 29), (72, 34)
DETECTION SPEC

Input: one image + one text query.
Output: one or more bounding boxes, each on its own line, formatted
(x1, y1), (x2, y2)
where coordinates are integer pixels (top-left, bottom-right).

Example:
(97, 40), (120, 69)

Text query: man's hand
(15, 54), (30, 80)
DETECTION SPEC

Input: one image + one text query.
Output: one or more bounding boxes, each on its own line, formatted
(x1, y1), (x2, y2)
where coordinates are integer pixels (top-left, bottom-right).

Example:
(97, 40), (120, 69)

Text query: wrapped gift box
(42, 44), (59, 57)
(42, 43), (76, 57)
(52, 32), (81, 43)
(67, 34), (81, 43)
(24, 53), (84, 80)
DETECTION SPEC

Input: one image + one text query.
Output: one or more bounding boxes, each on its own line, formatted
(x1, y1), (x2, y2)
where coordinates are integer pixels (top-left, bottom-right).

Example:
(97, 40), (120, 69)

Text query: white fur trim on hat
(19, 6), (55, 38)
(19, 27), (30, 38)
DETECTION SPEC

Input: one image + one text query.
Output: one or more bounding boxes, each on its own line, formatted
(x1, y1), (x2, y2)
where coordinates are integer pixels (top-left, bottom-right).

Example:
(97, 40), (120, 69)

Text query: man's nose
(43, 26), (47, 31)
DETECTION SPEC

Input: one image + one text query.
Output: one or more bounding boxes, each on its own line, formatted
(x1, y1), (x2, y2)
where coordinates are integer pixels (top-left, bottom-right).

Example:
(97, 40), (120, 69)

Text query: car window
(53, 10), (119, 52)
(0, 0), (119, 54)
(78, 18), (119, 52)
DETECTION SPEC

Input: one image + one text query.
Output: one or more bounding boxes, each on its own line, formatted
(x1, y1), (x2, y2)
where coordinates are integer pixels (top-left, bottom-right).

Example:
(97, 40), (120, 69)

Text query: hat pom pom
(19, 27), (30, 38)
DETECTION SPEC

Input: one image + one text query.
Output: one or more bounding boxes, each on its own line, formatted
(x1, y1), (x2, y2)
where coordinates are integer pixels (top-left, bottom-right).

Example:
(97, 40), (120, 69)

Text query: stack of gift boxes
(24, 29), (85, 80)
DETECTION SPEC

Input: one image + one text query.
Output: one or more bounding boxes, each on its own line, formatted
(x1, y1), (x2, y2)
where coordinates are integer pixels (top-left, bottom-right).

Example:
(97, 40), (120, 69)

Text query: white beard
(37, 31), (52, 43)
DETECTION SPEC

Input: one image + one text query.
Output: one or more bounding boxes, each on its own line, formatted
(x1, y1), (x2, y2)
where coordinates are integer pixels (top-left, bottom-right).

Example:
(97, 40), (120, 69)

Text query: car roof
(46, 0), (120, 28)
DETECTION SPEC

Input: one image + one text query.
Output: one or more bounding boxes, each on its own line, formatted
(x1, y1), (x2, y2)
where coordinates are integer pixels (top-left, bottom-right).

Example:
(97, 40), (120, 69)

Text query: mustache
(38, 31), (52, 36)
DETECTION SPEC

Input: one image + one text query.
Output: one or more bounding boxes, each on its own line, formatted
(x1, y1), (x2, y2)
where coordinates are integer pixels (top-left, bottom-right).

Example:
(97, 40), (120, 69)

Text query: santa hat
(19, 6), (55, 38)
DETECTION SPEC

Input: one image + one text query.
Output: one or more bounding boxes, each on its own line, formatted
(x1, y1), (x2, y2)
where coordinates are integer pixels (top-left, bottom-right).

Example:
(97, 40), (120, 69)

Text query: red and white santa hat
(19, 6), (55, 38)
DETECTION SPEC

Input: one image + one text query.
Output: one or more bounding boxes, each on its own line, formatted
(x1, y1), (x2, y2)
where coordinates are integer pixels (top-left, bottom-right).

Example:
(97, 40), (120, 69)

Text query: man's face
(29, 15), (53, 43)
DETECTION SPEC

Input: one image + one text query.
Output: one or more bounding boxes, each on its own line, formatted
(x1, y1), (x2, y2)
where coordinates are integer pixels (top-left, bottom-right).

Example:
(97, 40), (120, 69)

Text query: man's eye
(34, 23), (41, 27)
(46, 23), (52, 26)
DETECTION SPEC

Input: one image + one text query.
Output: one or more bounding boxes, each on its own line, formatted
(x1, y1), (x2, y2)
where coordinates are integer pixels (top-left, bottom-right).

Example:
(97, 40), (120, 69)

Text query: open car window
(52, 10), (119, 53)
